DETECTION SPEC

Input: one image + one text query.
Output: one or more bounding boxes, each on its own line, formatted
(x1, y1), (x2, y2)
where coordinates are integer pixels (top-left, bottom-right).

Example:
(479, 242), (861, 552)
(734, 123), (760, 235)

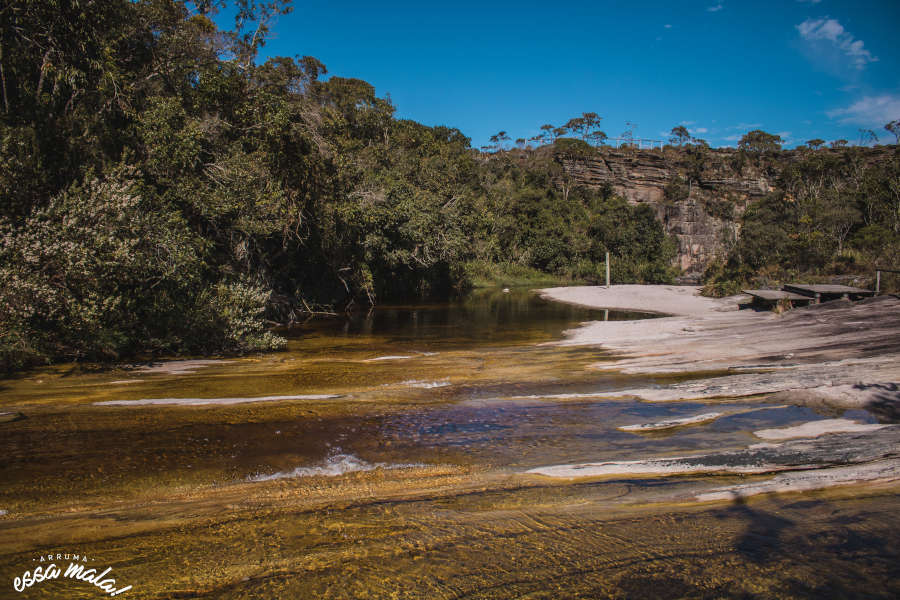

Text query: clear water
(1, 288), (897, 598)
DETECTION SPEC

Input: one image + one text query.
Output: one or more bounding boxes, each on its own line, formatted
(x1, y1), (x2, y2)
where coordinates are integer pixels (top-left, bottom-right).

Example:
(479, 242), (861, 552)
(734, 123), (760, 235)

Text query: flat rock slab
(693, 459), (900, 502)
(617, 412), (723, 433)
(527, 425), (900, 479)
(754, 418), (889, 440)
(96, 394), (343, 406)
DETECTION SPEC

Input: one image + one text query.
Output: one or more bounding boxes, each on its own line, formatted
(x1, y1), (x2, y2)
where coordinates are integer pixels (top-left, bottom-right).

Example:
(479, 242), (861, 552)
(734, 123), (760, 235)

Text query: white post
(876, 270), (881, 294)
(605, 252), (610, 289)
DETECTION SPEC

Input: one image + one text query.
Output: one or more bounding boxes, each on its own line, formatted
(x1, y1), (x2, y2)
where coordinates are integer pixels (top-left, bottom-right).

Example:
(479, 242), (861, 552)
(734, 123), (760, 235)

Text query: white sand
(754, 418), (888, 440)
(96, 394), (342, 406)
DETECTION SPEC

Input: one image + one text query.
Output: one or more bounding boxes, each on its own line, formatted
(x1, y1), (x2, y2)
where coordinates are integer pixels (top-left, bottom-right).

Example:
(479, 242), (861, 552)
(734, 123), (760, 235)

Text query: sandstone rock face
(559, 148), (774, 282)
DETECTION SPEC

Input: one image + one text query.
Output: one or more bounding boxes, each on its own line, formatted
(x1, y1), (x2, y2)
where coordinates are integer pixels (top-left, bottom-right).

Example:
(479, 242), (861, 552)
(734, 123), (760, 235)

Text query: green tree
(581, 112), (602, 138)
(858, 128), (879, 146)
(669, 125), (690, 146)
(538, 124), (554, 145)
(564, 117), (585, 139)
(738, 130), (783, 153)
(886, 120), (900, 144)
(587, 130), (608, 146)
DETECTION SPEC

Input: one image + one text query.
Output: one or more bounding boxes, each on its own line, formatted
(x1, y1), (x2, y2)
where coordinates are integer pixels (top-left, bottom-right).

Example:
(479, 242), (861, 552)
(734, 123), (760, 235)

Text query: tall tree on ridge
(885, 120), (900, 144)
(539, 123), (554, 145)
(669, 125), (690, 146)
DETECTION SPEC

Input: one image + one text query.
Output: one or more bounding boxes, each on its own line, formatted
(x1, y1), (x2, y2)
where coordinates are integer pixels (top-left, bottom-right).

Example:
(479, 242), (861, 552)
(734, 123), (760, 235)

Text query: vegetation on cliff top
(701, 144), (900, 296)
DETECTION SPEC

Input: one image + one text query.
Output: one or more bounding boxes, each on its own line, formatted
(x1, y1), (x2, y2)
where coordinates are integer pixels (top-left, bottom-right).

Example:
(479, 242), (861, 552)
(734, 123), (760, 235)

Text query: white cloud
(691, 127), (709, 134)
(826, 95), (900, 126)
(722, 134), (742, 142)
(796, 0), (822, 4)
(777, 131), (792, 142)
(680, 120), (696, 126)
(796, 17), (877, 70)
(707, 4), (724, 12)
(664, 24), (672, 29)
(729, 122), (762, 130)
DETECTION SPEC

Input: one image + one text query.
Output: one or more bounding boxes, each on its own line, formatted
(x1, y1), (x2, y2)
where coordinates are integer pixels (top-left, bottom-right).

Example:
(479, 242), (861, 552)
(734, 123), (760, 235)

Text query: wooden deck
(783, 284), (876, 302)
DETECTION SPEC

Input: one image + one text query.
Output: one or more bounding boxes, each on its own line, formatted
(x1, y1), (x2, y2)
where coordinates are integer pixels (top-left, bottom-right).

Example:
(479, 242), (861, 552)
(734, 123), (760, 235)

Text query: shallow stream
(1, 288), (897, 598)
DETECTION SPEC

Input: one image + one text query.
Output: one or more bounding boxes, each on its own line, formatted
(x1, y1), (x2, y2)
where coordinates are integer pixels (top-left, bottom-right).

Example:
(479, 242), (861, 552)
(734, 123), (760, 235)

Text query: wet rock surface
(529, 426), (900, 479)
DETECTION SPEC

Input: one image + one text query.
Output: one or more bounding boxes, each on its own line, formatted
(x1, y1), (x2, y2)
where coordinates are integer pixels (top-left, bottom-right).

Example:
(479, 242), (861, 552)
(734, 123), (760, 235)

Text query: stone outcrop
(558, 147), (775, 282)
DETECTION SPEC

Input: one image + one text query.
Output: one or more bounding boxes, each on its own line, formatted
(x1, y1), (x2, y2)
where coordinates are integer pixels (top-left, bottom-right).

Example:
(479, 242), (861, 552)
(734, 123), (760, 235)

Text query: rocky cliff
(558, 147), (776, 282)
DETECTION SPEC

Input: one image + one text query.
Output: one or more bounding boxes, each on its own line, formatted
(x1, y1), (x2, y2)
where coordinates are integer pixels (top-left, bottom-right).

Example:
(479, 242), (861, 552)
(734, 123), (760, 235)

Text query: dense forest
(0, 0), (676, 370)
(1, 1), (897, 372)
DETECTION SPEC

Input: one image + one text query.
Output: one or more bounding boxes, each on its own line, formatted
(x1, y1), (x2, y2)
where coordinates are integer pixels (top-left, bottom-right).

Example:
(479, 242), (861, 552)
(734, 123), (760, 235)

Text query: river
(1, 288), (898, 598)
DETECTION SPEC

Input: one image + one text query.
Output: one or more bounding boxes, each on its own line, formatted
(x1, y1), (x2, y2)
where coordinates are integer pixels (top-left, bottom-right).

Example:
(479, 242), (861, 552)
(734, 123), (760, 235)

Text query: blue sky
(234, 0), (899, 149)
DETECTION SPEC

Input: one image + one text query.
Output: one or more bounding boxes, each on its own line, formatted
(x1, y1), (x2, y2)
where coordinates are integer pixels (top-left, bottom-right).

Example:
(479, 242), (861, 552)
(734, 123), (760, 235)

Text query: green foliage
(463, 261), (567, 288)
(738, 130), (783, 153)
(669, 126), (690, 146)
(701, 196), (735, 221)
(0, 0), (680, 371)
(886, 120), (900, 144)
(664, 177), (690, 203)
(552, 137), (594, 157)
(702, 146), (900, 296)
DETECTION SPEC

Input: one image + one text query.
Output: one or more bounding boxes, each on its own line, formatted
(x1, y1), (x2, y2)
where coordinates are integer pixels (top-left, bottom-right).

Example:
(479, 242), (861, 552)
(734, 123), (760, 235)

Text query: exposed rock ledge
(527, 426), (900, 479)
(539, 286), (900, 415)
(527, 426), (900, 500)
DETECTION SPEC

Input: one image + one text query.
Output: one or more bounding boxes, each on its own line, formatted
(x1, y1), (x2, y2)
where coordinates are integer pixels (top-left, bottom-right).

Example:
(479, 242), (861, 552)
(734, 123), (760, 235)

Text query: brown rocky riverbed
(1, 287), (898, 598)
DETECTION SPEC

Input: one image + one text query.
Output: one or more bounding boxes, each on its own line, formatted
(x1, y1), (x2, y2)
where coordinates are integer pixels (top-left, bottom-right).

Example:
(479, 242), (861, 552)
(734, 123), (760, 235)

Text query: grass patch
(464, 261), (576, 288)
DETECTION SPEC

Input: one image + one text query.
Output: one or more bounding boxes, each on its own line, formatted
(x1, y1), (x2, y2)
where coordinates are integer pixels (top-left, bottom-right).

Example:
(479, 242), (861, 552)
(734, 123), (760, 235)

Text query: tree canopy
(0, 0), (676, 371)
(738, 130), (783, 153)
